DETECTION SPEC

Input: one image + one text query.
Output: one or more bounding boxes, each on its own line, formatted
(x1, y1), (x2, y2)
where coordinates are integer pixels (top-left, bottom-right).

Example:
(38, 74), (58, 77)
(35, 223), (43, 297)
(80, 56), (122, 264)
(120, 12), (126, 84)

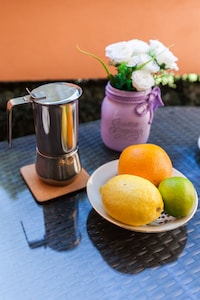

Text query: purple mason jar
(101, 82), (164, 152)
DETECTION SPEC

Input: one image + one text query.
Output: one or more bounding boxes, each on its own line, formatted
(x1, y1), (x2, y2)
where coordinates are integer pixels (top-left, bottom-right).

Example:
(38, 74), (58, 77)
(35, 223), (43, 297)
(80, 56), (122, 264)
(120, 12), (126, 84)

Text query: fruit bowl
(86, 160), (198, 233)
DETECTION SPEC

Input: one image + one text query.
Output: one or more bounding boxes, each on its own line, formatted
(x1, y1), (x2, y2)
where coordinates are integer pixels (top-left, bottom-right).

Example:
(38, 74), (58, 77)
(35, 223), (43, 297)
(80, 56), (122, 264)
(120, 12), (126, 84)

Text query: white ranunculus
(127, 54), (160, 73)
(127, 39), (149, 55)
(157, 50), (179, 71)
(105, 41), (132, 64)
(149, 40), (179, 71)
(131, 70), (155, 91)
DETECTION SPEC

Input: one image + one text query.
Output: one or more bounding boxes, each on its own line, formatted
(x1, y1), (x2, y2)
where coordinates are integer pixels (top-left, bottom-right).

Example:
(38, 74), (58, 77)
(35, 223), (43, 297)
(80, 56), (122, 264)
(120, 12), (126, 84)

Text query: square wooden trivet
(20, 164), (90, 203)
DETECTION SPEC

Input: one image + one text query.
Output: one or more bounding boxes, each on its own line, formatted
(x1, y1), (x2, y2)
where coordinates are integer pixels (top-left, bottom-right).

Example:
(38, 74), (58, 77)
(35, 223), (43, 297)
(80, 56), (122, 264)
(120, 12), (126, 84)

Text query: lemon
(158, 177), (196, 217)
(100, 174), (164, 226)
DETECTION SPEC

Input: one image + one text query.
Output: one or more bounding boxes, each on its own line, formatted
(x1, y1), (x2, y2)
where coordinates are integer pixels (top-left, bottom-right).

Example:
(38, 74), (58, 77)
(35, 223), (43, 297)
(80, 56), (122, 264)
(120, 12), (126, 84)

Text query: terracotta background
(0, 0), (199, 81)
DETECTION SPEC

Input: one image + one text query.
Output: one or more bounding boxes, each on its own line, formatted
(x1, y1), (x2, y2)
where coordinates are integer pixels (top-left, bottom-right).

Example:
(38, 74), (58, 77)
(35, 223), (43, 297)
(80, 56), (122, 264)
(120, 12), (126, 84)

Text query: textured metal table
(0, 106), (200, 300)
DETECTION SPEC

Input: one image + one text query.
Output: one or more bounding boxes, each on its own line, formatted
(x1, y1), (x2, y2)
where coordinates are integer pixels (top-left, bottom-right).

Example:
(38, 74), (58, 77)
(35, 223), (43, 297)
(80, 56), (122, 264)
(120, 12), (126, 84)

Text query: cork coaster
(20, 164), (90, 203)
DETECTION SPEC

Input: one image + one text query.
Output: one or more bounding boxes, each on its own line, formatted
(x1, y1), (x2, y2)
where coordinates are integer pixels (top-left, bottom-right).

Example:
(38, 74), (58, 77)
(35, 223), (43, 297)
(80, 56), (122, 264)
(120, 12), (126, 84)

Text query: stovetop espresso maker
(7, 82), (83, 186)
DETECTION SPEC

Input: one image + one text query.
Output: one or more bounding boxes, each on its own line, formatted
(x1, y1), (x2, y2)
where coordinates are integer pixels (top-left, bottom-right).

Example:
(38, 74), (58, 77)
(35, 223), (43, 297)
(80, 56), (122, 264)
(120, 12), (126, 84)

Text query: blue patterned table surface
(0, 106), (200, 300)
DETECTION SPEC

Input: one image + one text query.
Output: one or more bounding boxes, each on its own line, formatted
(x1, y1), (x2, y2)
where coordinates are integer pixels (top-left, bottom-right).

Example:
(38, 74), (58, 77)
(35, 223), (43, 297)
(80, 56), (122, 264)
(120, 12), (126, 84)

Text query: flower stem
(76, 44), (111, 79)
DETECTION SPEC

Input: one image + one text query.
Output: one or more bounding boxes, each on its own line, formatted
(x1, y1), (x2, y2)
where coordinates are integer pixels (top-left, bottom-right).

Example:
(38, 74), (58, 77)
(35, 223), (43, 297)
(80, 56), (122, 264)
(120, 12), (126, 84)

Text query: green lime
(158, 176), (196, 217)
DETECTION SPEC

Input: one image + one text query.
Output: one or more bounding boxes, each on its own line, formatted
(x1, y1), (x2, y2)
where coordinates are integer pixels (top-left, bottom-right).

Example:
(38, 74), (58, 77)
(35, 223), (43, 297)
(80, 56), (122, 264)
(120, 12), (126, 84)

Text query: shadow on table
(87, 209), (187, 274)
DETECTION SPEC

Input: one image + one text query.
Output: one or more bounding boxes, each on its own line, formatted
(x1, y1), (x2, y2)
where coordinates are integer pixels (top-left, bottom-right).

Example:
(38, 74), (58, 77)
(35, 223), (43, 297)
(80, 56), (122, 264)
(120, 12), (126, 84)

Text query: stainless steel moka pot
(7, 82), (83, 185)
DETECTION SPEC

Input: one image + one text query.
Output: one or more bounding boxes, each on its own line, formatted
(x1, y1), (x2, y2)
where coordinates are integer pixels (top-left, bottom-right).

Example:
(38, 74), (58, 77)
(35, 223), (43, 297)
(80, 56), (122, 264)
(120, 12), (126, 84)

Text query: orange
(118, 144), (172, 186)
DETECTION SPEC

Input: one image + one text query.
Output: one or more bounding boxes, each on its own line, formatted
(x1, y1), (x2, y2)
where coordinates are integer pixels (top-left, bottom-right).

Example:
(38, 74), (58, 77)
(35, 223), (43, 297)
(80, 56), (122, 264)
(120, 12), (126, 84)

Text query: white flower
(149, 40), (179, 71)
(127, 53), (160, 73)
(105, 41), (132, 64)
(131, 70), (155, 91)
(127, 39), (149, 55)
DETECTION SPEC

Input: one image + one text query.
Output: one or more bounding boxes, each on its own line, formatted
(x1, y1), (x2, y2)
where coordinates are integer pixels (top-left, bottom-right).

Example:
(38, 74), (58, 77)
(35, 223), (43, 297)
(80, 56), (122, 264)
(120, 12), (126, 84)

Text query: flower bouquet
(78, 39), (179, 91)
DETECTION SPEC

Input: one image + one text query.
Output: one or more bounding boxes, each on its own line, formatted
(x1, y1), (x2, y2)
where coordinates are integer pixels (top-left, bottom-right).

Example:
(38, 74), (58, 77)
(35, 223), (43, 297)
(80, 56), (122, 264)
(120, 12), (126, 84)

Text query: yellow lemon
(158, 177), (196, 217)
(100, 174), (164, 226)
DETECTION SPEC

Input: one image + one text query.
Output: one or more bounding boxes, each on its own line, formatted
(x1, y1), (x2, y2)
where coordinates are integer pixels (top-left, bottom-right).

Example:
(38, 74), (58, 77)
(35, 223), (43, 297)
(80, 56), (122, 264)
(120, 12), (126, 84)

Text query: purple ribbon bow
(135, 86), (164, 124)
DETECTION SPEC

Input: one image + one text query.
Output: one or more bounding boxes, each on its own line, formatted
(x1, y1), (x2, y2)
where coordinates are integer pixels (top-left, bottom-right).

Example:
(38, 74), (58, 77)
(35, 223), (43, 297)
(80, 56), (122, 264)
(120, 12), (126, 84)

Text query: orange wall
(0, 0), (199, 81)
